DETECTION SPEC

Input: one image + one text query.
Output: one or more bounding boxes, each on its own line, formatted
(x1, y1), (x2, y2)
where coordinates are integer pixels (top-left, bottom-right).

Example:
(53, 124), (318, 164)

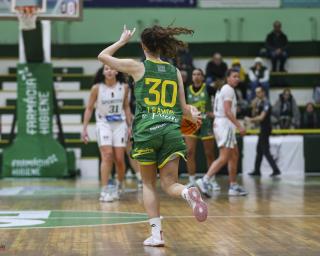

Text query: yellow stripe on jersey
(189, 83), (206, 96)
(147, 59), (170, 65)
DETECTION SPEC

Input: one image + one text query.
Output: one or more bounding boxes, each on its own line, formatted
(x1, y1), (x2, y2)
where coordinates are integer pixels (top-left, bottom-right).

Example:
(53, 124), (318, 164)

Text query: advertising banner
(242, 135), (305, 175)
(200, 0), (280, 8)
(2, 64), (68, 177)
(84, 0), (197, 7)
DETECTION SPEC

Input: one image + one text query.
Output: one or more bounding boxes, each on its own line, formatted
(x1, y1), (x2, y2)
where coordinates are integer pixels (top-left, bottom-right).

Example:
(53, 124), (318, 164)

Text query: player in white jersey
(82, 65), (132, 202)
(197, 69), (248, 197)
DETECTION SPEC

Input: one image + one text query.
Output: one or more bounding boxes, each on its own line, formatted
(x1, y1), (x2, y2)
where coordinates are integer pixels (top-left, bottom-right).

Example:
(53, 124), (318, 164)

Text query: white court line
(10, 217), (149, 219)
(0, 214), (319, 230)
(0, 220), (149, 230)
(163, 214), (320, 219)
(0, 214), (316, 219)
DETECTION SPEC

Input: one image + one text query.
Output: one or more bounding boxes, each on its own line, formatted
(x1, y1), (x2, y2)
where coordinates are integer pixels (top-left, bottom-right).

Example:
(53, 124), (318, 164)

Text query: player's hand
(239, 126), (246, 136)
(244, 116), (251, 122)
(184, 105), (201, 123)
(81, 129), (89, 144)
(119, 25), (136, 44)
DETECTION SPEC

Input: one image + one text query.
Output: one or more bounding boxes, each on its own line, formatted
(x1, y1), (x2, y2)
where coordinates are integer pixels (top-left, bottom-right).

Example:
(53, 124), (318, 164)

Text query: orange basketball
(180, 117), (202, 135)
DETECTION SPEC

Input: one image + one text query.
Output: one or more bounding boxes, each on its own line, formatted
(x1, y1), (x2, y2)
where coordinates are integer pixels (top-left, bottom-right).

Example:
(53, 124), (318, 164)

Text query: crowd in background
(135, 51), (320, 129)
(178, 51), (320, 129)
(130, 20), (320, 130)
(170, 21), (320, 130)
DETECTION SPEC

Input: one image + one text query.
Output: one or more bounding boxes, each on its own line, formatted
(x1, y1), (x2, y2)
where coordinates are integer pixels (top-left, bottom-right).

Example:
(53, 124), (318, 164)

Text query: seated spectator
(265, 21), (288, 72)
(248, 57), (270, 101)
(205, 52), (228, 85)
(273, 88), (300, 129)
(301, 103), (319, 128)
(231, 58), (247, 100)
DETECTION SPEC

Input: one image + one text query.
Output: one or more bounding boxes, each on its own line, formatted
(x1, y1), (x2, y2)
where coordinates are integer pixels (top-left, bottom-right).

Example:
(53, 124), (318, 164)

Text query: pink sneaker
(185, 187), (208, 222)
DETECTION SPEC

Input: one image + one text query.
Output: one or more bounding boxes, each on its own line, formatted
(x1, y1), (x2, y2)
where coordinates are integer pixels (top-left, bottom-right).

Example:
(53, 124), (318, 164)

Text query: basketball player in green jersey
(185, 68), (220, 191)
(98, 25), (208, 247)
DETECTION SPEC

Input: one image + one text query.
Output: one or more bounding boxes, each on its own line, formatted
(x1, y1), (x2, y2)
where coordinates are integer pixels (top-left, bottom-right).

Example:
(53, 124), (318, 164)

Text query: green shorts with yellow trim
(131, 128), (186, 169)
(185, 118), (214, 140)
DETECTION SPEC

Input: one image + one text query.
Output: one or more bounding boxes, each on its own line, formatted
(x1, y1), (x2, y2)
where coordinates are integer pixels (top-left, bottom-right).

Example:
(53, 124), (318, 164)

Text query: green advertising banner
(282, 0), (320, 7)
(2, 64), (68, 177)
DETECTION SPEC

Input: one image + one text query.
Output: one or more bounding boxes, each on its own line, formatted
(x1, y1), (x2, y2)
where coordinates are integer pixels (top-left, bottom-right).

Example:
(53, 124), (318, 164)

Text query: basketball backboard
(0, 0), (82, 20)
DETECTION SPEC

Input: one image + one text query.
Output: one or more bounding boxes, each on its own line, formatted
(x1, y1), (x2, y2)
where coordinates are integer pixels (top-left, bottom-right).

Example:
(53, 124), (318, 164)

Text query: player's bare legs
(140, 164), (163, 247)
(160, 157), (207, 222)
(99, 146), (114, 202)
(228, 146), (239, 184)
(206, 147), (231, 177)
(142, 157), (208, 247)
(227, 146), (248, 196)
(114, 146), (126, 196)
(185, 136), (197, 186)
(202, 139), (220, 190)
(203, 139), (215, 168)
(196, 147), (231, 197)
(140, 164), (159, 218)
(159, 157), (185, 197)
(126, 141), (142, 189)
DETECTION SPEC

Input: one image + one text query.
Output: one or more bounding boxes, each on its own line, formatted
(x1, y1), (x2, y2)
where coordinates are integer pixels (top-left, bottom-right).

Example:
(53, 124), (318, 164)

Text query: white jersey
(213, 84), (238, 148)
(213, 84), (237, 118)
(95, 82), (126, 123)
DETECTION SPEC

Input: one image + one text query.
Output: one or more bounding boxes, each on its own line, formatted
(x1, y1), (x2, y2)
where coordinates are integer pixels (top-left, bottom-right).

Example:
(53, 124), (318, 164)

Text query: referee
(246, 86), (281, 177)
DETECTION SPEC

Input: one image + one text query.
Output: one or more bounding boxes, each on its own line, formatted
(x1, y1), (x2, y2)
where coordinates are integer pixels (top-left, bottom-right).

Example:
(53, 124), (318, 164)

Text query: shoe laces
(204, 180), (213, 192)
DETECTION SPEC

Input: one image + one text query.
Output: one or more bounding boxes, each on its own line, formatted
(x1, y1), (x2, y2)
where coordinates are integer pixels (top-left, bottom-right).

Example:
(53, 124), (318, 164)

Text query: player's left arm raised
(98, 25), (144, 81)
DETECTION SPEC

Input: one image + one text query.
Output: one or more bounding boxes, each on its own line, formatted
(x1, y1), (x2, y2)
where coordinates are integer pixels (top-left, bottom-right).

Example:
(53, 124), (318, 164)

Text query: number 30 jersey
(95, 82), (126, 123)
(133, 60), (183, 141)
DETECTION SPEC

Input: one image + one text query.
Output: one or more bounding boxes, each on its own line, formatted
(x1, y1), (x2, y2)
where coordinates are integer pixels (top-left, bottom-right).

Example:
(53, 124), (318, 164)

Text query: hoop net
(16, 6), (38, 31)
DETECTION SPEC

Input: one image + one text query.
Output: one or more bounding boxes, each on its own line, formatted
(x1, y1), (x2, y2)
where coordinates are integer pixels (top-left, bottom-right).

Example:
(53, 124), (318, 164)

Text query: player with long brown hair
(98, 25), (208, 246)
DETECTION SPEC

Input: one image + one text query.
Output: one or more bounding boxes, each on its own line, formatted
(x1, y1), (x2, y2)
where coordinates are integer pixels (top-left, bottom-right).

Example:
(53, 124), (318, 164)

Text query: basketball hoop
(16, 6), (38, 31)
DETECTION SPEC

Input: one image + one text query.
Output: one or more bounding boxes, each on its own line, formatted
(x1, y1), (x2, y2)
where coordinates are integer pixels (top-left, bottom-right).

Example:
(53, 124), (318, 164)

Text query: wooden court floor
(0, 175), (320, 256)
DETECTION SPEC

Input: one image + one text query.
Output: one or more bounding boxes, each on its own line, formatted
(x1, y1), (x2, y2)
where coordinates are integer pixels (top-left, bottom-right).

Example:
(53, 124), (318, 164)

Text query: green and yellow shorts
(131, 128), (187, 169)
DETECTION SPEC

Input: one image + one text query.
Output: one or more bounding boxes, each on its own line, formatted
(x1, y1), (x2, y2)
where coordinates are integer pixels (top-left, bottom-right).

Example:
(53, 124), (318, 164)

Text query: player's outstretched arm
(98, 25), (144, 81)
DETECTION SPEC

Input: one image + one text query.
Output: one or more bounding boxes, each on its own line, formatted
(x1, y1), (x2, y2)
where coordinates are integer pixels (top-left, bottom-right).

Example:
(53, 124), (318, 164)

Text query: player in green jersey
(98, 25), (208, 247)
(185, 68), (220, 191)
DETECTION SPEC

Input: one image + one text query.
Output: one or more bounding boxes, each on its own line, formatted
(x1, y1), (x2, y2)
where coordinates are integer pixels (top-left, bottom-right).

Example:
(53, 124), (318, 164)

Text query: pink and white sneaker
(184, 187), (208, 222)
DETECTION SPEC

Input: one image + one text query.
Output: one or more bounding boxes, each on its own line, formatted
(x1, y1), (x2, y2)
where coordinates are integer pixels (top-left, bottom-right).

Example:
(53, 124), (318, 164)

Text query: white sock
(203, 175), (210, 183)
(230, 182), (237, 187)
(149, 217), (162, 240)
(189, 175), (195, 183)
(181, 187), (189, 200)
(115, 180), (123, 189)
(209, 176), (216, 182)
(135, 171), (142, 181)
